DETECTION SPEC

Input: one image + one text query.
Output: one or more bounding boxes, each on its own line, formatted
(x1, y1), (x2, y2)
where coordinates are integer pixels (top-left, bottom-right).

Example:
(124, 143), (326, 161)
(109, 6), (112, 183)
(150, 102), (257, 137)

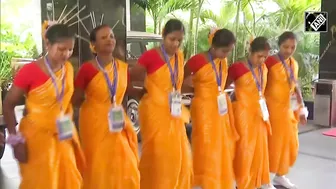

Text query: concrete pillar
(319, 0), (336, 79)
(126, 0), (131, 31)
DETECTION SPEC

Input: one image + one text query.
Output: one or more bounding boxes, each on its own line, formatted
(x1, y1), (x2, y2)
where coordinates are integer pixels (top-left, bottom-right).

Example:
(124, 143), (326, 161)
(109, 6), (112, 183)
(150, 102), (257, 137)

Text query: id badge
(169, 91), (182, 117)
(56, 114), (74, 140)
(217, 93), (228, 115)
(290, 93), (299, 110)
(259, 98), (269, 121)
(108, 106), (125, 132)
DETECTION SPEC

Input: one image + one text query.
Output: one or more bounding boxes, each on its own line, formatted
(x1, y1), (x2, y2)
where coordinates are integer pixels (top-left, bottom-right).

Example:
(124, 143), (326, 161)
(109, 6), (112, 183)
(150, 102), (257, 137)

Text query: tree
(132, 0), (195, 34)
(192, 0), (206, 56)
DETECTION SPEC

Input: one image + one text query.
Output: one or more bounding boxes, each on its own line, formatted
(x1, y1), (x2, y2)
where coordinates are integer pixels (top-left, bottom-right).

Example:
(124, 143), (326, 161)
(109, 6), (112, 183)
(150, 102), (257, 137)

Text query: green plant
(0, 23), (38, 90)
(1, 23), (39, 58)
(133, 0), (195, 34)
(0, 51), (15, 90)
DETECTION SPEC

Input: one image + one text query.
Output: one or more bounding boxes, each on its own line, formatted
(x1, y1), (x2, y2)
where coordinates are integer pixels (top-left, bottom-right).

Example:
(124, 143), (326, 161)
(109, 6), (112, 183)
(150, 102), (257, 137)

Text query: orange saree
(76, 60), (139, 189)
(138, 49), (192, 189)
(264, 56), (300, 175)
(187, 53), (238, 189)
(228, 62), (271, 189)
(15, 62), (85, 189)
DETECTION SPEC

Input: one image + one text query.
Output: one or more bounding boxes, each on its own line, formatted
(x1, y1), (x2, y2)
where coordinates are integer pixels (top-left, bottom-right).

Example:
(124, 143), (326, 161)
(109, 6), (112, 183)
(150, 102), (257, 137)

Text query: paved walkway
(0, 114), (335, 188)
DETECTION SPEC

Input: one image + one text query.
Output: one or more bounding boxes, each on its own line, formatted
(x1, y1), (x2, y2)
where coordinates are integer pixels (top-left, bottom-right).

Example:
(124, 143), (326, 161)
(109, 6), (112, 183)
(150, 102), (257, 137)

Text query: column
(319, 0), (336, 79)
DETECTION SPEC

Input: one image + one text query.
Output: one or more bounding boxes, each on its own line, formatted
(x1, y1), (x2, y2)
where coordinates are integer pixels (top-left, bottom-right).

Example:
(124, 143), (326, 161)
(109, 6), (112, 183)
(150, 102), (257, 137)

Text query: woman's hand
(13, 143), (28, 163)
(7, 132), (28, 163)
(299, 114), (307, 126)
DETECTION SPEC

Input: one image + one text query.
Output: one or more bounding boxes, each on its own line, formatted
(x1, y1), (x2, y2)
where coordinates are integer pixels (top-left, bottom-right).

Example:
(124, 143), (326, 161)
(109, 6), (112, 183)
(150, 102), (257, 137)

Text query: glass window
(127, 42), (142, 59)
(144, 40), (161, 50)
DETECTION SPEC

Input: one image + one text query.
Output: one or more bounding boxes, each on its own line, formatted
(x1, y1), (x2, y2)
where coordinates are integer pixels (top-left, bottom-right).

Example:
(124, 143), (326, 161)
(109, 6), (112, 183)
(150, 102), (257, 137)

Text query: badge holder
(217, 87), (228, 115)
(258, 93), (269, 121)
(169, 89), (182, 117)
(108, 100), (125, 133)
(56, 113), (74, 140)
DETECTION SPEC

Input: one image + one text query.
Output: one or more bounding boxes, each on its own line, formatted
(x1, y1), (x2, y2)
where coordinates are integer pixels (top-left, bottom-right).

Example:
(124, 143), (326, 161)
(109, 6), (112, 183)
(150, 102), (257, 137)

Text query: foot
(261, 184), (276, 189)
(273, 175), (297, 189)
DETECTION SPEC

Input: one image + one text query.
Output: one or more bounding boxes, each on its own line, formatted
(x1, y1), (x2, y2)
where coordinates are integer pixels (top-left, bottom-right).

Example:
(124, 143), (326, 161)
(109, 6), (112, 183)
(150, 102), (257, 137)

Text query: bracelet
(6, 133), (25, 146)
(299, 106), (309, 118)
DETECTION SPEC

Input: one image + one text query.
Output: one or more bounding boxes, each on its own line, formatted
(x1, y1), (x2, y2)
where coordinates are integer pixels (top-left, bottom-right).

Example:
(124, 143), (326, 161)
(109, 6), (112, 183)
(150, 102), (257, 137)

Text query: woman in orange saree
(129, 19), (192, 189)
(3, 24), (84, 189)
(227, 37), (275, 189)
(184, 28), (238, 189)
(264, 31), (307, 189)
(72, 25), (139, 189)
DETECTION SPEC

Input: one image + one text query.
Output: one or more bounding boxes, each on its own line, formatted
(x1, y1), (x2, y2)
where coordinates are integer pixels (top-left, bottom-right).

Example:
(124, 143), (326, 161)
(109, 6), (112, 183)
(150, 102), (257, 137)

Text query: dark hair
(45, 24), (75, 44)
(162, 19), (185, 37)
(89, 24), (110, 42)
(212, 28), (236, 47)
(250, 37), (270, 53)
(278, 31), (296, 46)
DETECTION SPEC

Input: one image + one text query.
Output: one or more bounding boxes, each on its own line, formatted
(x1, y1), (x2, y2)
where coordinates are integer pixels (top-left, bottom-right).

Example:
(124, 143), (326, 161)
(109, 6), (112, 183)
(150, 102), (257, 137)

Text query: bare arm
(129, 64), (146, 83)
(3, 86), (25, 135)
(181, 64), (194, 93)
(127, 64), (147, 98)
(72, 88), (85, 108)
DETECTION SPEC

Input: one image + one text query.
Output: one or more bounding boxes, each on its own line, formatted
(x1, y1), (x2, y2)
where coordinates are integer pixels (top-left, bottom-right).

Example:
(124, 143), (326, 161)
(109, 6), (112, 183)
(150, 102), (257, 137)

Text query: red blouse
(264, 56), (279, 69)
(13, 62), (50, 92)
(186, 53), (208, 74)
(228, 62), (250, 81)
(138, 49), (167, 74)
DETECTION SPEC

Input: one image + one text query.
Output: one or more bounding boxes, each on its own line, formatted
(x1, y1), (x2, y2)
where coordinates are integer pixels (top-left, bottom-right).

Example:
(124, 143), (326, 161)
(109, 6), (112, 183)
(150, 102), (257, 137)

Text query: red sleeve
(186, 54), (207, 74)
(74, 63), (99, 90)
(228, 62), (249, 81)
(138, 49), (165, 74)
(13, 62), (49, 92)
(264, 56), (279, 69)
(13, 64), (32, 91)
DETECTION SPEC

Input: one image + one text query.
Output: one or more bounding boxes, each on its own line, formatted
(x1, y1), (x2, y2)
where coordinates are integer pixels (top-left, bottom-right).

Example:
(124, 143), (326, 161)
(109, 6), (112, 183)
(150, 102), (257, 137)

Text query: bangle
(299, 106), (309, 118)
(7, 133), (25, 146)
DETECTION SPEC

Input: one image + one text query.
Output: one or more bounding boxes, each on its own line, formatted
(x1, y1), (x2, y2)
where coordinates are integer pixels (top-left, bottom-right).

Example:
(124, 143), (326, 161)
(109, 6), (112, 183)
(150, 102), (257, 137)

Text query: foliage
(132, 0), (196, 33)
(0, 23), (38, 90)
(1, 24), (39, 58)
(0, 51), (16, 90)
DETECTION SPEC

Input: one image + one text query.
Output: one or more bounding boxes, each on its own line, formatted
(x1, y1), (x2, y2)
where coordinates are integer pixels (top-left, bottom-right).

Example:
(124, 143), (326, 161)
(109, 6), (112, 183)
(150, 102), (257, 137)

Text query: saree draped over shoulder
(79, 60), (140, 189)
(230, 63), (271, 189)
(138, 49), (193, 189)
(189, 55), (238, 189)
(18, 62), (85, 189)
(264, 56), (300, 175)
